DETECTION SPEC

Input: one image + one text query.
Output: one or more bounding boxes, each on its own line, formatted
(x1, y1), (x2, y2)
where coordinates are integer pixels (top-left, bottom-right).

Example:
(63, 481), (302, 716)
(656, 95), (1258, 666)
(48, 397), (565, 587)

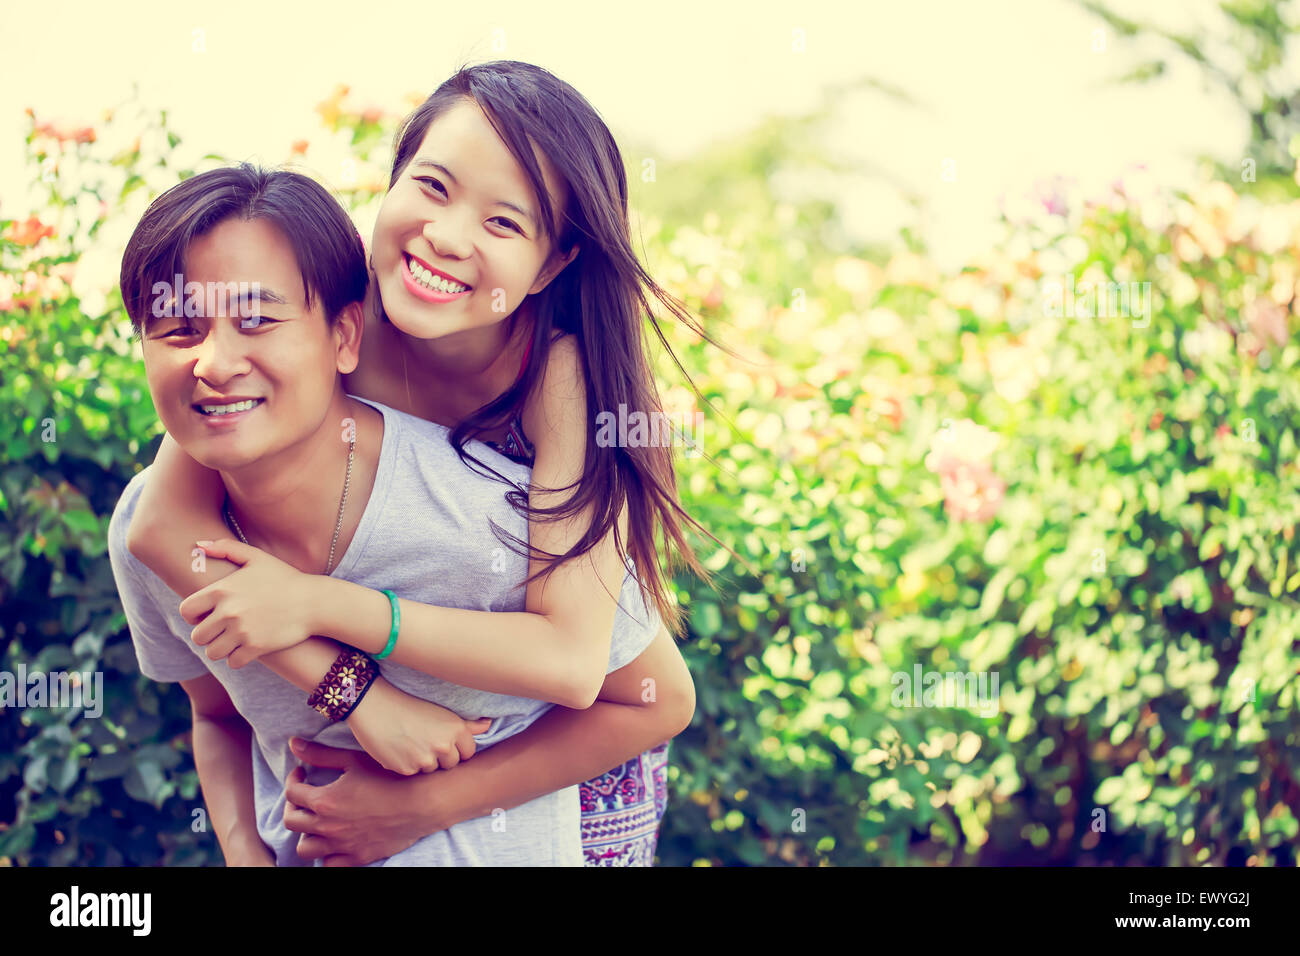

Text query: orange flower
(360, 107), (383, 124)
(4, 216), (56, 246)
(290, 139), (309, 156)
(315, 84), (350, 127)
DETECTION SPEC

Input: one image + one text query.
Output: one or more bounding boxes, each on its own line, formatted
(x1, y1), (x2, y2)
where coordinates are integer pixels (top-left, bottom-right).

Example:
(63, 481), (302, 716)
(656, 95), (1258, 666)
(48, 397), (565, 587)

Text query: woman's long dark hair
(385, 60), (738, 637)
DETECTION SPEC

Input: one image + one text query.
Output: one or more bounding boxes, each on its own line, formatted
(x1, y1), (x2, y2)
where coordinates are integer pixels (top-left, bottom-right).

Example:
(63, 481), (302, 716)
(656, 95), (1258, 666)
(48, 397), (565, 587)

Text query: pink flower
(938, 461), (1006, 522)
(925, 419), (1006, 523)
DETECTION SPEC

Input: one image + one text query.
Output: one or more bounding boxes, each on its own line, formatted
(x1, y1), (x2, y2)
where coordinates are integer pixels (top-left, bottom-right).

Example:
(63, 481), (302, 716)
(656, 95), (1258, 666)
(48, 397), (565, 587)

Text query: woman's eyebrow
(412, 158), (538, 228)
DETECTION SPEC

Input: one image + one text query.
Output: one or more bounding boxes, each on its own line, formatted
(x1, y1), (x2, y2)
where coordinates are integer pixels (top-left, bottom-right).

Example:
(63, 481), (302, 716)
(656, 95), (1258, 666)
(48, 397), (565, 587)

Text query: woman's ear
(333, 300), (366, 375)
(529, 243), (580, 295)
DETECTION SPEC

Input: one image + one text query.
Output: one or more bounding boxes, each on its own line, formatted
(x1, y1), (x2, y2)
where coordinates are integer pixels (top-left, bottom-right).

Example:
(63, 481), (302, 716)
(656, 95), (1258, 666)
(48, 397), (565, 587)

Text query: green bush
(2, 93), (1297, 867)
(652, 167), (1300, 865)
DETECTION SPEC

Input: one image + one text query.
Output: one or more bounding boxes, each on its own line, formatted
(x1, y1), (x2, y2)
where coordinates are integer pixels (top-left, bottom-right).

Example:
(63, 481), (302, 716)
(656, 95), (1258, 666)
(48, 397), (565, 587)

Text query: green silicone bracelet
(377, 589), (400, 660)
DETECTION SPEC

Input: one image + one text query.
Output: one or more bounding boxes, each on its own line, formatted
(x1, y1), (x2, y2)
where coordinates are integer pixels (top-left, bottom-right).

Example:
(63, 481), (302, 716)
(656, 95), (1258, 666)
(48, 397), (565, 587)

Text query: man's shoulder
(106, 465), (155, 583)
(354, 395), (532, 483)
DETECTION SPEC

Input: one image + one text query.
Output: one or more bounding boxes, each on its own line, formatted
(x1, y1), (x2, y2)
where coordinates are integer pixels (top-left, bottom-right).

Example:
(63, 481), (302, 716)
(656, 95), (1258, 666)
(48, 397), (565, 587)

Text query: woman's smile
(401, 252), (473, 304)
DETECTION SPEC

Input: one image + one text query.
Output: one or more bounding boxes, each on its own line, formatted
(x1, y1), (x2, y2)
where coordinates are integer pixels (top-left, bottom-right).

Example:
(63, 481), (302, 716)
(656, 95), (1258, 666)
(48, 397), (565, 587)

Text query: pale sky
(0, 0), (1273, 279)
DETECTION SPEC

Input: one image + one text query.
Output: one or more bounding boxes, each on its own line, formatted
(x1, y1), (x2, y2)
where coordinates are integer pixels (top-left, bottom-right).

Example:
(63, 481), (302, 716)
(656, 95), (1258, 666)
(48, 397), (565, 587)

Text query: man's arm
(179, 673), (275, 866)
(283, 624), (695, 864)
(426, 624), (693, 828)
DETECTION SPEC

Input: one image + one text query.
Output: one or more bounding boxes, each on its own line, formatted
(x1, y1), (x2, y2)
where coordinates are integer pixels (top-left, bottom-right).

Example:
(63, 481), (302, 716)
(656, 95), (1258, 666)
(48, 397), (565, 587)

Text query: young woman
(128, 60), (730, 864)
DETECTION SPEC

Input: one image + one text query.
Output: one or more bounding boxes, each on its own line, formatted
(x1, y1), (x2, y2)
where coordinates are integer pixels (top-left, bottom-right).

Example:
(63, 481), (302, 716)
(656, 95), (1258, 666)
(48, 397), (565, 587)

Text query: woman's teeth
(198, 399), (261, 416)
(408, 257), (469, 294)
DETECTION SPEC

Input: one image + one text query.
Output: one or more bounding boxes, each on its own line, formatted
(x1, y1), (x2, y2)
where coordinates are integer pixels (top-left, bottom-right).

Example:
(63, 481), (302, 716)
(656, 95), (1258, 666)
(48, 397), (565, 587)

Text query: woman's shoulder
(539, 331), (583, 382)
(521, 333), (585, 443)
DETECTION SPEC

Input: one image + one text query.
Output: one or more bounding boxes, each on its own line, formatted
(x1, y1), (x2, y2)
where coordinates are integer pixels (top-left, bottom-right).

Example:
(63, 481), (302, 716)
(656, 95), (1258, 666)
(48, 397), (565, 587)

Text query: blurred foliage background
(3, 1), (1300, 865)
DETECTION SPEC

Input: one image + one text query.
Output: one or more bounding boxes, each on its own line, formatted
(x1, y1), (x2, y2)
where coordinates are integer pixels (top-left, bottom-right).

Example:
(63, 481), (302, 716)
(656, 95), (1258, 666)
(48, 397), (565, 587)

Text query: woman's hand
(345, 677), (492, 776)
(179, 538), (324, 668)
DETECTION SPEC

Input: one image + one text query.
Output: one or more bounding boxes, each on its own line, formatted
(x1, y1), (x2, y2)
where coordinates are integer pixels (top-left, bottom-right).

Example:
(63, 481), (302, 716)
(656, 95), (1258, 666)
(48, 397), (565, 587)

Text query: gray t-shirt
(107, 396), (660, 866)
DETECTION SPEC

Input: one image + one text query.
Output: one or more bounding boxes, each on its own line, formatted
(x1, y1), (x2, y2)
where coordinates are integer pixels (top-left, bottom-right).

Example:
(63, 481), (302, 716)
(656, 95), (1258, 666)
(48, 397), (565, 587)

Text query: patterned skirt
(578, 742), (671, 866)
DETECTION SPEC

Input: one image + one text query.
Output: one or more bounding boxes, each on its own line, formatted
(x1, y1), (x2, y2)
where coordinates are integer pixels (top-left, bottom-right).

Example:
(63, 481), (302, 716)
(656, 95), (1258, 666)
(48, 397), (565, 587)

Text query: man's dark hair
(119, 163), (367, 339)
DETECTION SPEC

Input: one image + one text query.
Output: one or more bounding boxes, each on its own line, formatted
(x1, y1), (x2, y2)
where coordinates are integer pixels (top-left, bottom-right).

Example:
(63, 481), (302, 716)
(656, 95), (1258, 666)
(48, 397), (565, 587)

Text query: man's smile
(193, 396), (265, 423)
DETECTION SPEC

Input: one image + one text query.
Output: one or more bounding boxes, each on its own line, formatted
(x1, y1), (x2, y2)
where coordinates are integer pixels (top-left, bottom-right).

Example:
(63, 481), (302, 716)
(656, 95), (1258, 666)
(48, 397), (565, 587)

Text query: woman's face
(371, 97), (576, 342)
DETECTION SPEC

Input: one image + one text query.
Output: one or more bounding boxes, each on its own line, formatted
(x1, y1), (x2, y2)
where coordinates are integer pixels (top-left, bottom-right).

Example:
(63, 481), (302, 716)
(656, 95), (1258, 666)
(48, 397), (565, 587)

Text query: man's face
(140, 216), (354, 471)
(371, 97), (577, 341)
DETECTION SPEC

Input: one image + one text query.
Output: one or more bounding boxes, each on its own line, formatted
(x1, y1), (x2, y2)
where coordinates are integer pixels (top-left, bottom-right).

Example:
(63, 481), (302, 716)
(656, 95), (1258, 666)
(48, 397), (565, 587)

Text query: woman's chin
(385, 308), (447, 340)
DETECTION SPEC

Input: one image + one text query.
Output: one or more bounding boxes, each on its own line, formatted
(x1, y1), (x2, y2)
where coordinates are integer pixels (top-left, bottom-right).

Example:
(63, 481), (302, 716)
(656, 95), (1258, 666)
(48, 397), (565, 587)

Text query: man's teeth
(408, 258), (469, 294)
(199, 399), (260, 416)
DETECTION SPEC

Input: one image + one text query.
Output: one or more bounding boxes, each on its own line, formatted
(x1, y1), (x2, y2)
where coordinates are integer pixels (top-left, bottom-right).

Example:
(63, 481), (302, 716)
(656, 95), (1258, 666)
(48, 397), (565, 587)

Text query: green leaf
(123, 760), (165, 807)
(691, 602), (722, 638)
(62, 510), (100, 535)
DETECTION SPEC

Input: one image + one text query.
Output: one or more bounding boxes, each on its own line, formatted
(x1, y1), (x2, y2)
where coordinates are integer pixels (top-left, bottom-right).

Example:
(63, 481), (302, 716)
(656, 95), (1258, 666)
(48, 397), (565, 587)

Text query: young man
(108, 165), (693, 865)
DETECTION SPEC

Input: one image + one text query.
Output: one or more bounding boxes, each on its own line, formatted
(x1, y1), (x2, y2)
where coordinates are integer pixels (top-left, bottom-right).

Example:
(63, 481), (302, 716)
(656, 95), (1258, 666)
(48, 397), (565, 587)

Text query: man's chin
(181, 436), (266, 473)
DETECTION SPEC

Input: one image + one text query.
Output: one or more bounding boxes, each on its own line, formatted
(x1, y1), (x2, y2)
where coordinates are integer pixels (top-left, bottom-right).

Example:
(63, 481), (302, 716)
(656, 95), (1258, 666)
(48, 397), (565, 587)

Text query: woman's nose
(423, 211), (472, 260)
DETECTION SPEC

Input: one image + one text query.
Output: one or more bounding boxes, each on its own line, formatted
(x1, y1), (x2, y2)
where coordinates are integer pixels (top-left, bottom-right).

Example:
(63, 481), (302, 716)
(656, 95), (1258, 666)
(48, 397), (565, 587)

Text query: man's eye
(240, 316), (279, 330)
(159, 326), (198, 338)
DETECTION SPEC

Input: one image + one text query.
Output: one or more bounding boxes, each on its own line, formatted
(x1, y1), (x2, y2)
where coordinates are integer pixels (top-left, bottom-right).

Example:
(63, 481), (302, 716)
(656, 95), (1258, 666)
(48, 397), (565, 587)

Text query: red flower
(4, 216), (56, 247)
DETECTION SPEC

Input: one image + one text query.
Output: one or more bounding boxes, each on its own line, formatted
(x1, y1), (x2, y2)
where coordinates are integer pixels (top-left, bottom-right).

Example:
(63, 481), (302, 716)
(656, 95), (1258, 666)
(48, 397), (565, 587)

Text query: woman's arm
(306, 336), (627, 708)
(128, 434), (488, 776)
(126, 433), (349, 689)
(283, 623), (695, 864)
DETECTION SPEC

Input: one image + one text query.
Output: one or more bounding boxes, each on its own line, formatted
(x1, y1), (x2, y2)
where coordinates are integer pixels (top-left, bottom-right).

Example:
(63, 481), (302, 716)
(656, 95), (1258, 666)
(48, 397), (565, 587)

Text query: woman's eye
(414, 176), (519, 234)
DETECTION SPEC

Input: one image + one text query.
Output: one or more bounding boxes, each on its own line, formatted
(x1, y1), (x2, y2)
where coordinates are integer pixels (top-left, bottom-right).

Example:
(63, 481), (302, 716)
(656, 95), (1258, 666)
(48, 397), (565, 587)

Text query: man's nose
(192, 319), (250, 384)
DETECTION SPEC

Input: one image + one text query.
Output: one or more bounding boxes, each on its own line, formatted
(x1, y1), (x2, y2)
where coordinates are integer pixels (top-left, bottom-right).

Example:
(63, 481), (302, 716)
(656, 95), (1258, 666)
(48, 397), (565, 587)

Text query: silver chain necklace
(224, 434), (356, 575)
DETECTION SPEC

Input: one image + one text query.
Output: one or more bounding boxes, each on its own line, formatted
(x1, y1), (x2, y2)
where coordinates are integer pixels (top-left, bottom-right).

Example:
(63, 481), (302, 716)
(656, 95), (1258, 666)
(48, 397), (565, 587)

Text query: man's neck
(217, 392), (382, 575)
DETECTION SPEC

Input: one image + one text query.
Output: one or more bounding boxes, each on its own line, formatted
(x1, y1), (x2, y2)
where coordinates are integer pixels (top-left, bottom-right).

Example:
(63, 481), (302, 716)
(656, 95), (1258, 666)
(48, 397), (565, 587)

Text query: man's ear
(529, 243), (580, 296)
(333, 301), (365, 375)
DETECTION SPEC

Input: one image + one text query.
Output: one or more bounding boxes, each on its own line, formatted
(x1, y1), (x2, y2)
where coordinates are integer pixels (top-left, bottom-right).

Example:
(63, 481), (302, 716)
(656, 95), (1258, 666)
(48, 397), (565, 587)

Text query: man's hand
(282, 737), (446, 866)
(225, 841), (276, 866)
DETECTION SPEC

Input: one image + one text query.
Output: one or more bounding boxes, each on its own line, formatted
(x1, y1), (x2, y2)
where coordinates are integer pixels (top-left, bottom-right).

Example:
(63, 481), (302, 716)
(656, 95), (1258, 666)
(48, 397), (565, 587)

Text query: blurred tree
(1078, 0), (1300, 197)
